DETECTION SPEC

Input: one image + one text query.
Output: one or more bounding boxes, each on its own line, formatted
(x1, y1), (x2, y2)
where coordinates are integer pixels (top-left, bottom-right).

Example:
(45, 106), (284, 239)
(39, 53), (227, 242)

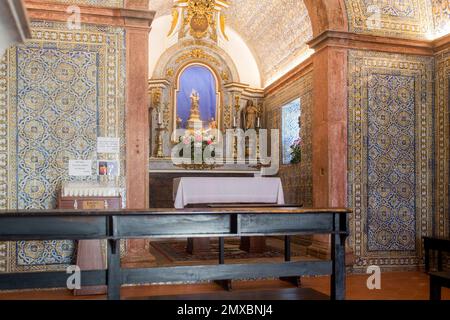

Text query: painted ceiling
(149, 0), (313, 86)
(345, 0), (450, 39)
(42, 1), (449, 85)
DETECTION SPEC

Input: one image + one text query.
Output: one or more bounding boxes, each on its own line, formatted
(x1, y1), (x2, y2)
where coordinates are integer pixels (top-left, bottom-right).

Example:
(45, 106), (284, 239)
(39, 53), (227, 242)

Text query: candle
(157, 111), (162, 125)
(256, 117), (261, 128)
(233, 116), (237, 128)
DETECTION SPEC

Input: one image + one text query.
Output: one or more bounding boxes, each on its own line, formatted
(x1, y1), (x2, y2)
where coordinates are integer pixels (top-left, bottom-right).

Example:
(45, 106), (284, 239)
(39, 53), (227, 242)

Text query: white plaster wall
(217, 27), (261, 88)
(148, 15), (176, 79)
(148, 15), (262, 88)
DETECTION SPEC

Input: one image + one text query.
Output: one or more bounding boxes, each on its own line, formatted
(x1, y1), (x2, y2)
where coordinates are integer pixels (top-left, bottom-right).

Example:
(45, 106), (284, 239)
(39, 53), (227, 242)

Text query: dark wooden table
(429, 272), (450, 300)
(423, 236), (450, 272)
(0, 207), (350, 300)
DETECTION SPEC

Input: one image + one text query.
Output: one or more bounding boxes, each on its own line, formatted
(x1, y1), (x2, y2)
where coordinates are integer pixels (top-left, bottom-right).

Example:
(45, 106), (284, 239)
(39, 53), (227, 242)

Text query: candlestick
(153, 122), (166, 158)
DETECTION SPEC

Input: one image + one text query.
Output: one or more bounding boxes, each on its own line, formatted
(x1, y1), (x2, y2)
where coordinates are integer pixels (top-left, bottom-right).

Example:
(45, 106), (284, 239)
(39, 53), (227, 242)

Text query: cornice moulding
(308, 30), (436, 56)
(264, 57), (313, 96)
(24, 0), (155, 29)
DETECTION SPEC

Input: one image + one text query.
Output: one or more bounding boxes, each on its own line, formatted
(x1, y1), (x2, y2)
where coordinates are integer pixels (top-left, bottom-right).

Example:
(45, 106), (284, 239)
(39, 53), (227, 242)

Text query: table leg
(424, 239), (430, 273)
(280, 236), (301, 287)
(74, 240), (107, 296)
(240, 237), (266, 253)
(437, 250), (443, 272)
(187, 238), (210, 254)
(107, 239), (121, 300)
(331, 215), (346, 300)
(430, 275), (442, 300)
(215, 237), (232, 291)
(219, 237), (225, 264)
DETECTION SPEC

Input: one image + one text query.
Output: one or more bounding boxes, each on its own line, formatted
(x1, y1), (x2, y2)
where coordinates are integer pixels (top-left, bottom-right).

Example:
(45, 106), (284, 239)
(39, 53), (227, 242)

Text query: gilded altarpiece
(149, 41), (258, 157)
(348, 51), (433, 270)
(0, 21), (126, 273)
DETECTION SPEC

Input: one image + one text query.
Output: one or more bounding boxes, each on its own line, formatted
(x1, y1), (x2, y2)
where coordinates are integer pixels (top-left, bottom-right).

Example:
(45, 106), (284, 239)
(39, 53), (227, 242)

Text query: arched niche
(173, 62), (222, 132)
(152, 40), (240, 84)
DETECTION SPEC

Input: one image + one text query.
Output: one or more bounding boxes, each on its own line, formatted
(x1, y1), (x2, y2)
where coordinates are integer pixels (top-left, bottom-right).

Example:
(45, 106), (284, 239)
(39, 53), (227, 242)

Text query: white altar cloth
(173, 177), (285, 209)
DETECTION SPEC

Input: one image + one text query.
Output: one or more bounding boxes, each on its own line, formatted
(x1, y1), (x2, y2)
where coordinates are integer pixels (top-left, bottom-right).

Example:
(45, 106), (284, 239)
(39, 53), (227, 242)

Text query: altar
(173, 177), (285, 209)
(173, 177), (285, 254)
(147, 39), (286, 255)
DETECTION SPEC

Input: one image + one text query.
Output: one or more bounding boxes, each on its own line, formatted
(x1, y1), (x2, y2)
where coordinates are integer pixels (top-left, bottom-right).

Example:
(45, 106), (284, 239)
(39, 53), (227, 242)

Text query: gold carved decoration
(166, 68), (174, 77)
(167, 9), (179, 37)
(219, 14), (228, 41)
(187, 0), (214, 39)
(220, 70), (229, 81)
(175, 48), (219, 65)
(168, 0), (229, 42)
(151, 89), (162, 108)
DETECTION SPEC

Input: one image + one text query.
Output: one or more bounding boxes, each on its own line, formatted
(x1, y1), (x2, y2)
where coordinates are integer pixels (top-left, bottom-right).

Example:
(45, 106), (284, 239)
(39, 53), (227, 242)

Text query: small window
(281, 98), (301, 165)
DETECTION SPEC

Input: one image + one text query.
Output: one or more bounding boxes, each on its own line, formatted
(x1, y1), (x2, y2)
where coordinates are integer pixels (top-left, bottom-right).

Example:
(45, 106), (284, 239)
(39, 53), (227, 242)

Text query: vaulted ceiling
(149, 0), (313, 86)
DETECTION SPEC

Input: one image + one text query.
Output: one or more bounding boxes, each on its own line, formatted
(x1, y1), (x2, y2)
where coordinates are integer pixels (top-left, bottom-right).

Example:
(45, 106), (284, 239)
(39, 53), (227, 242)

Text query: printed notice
(69, 160), (92, 176)
(97, 137), (120, 154)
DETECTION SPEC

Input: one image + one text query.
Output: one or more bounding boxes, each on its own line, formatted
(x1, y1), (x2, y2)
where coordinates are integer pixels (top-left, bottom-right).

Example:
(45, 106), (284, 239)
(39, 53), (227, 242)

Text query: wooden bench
(429, 272), (450, 300)
(0, 207), (350, 300)
(423, 236), (450, 272)
(138, 288), (329, 300)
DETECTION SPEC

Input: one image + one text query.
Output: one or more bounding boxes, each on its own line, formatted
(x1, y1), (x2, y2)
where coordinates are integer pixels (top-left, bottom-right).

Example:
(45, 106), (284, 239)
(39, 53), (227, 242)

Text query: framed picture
(97, 160), (119, 176)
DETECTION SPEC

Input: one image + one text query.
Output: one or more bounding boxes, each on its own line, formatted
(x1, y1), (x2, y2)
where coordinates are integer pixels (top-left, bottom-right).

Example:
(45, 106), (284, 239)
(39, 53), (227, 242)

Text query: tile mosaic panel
(348, 50), (433, 269)
(0, 21), (126, 272)
(345, 0), (433, 39)
(366, 73), (416, 251)
(16, 46), (99, 210)
(435, 48), (450, 240)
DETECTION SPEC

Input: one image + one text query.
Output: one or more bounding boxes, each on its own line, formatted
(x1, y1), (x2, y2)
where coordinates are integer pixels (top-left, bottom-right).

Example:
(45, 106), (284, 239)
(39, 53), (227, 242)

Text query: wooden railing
(0, 207), (350, 300)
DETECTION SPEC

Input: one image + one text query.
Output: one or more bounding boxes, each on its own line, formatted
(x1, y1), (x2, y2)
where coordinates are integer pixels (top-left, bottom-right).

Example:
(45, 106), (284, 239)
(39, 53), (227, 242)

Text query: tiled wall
(435, 48), (450, 240)
(0, 21), (126, 273)
(347, 50), (434, 270)
(344, 0), (433, 39)
(265, 70), (313, 207)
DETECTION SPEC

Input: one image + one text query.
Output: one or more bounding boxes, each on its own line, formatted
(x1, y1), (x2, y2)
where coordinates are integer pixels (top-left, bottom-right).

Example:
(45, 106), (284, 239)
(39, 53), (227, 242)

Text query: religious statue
(243, 100), (259, 130)
(187, 89), (202, 129)
(176, 116), (183, 129)
(209, 117), (217, 129)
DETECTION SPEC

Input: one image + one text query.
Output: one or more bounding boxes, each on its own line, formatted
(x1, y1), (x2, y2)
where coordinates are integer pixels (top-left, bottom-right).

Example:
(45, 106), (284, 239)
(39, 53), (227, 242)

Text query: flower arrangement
(178, 130), (216, 161)
(290, 137), (302, 164)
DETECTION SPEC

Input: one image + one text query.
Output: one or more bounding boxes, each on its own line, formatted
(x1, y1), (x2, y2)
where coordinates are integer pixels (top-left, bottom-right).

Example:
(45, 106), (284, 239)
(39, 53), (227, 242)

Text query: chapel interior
(0, 0), (450, 301)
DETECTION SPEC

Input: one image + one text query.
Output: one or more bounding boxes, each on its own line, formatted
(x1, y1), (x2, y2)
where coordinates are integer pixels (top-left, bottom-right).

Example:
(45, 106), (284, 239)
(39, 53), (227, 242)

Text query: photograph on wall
(97, 160), (120, 177)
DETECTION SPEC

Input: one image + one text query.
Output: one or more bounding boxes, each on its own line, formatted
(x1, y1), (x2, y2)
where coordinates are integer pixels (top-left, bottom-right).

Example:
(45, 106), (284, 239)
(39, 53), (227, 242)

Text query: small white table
(173, 177), (285, 209)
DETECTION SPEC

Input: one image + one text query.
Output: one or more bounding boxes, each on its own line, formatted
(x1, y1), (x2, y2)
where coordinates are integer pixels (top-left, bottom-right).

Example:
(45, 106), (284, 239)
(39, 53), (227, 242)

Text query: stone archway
(303, 0), (348, 36)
